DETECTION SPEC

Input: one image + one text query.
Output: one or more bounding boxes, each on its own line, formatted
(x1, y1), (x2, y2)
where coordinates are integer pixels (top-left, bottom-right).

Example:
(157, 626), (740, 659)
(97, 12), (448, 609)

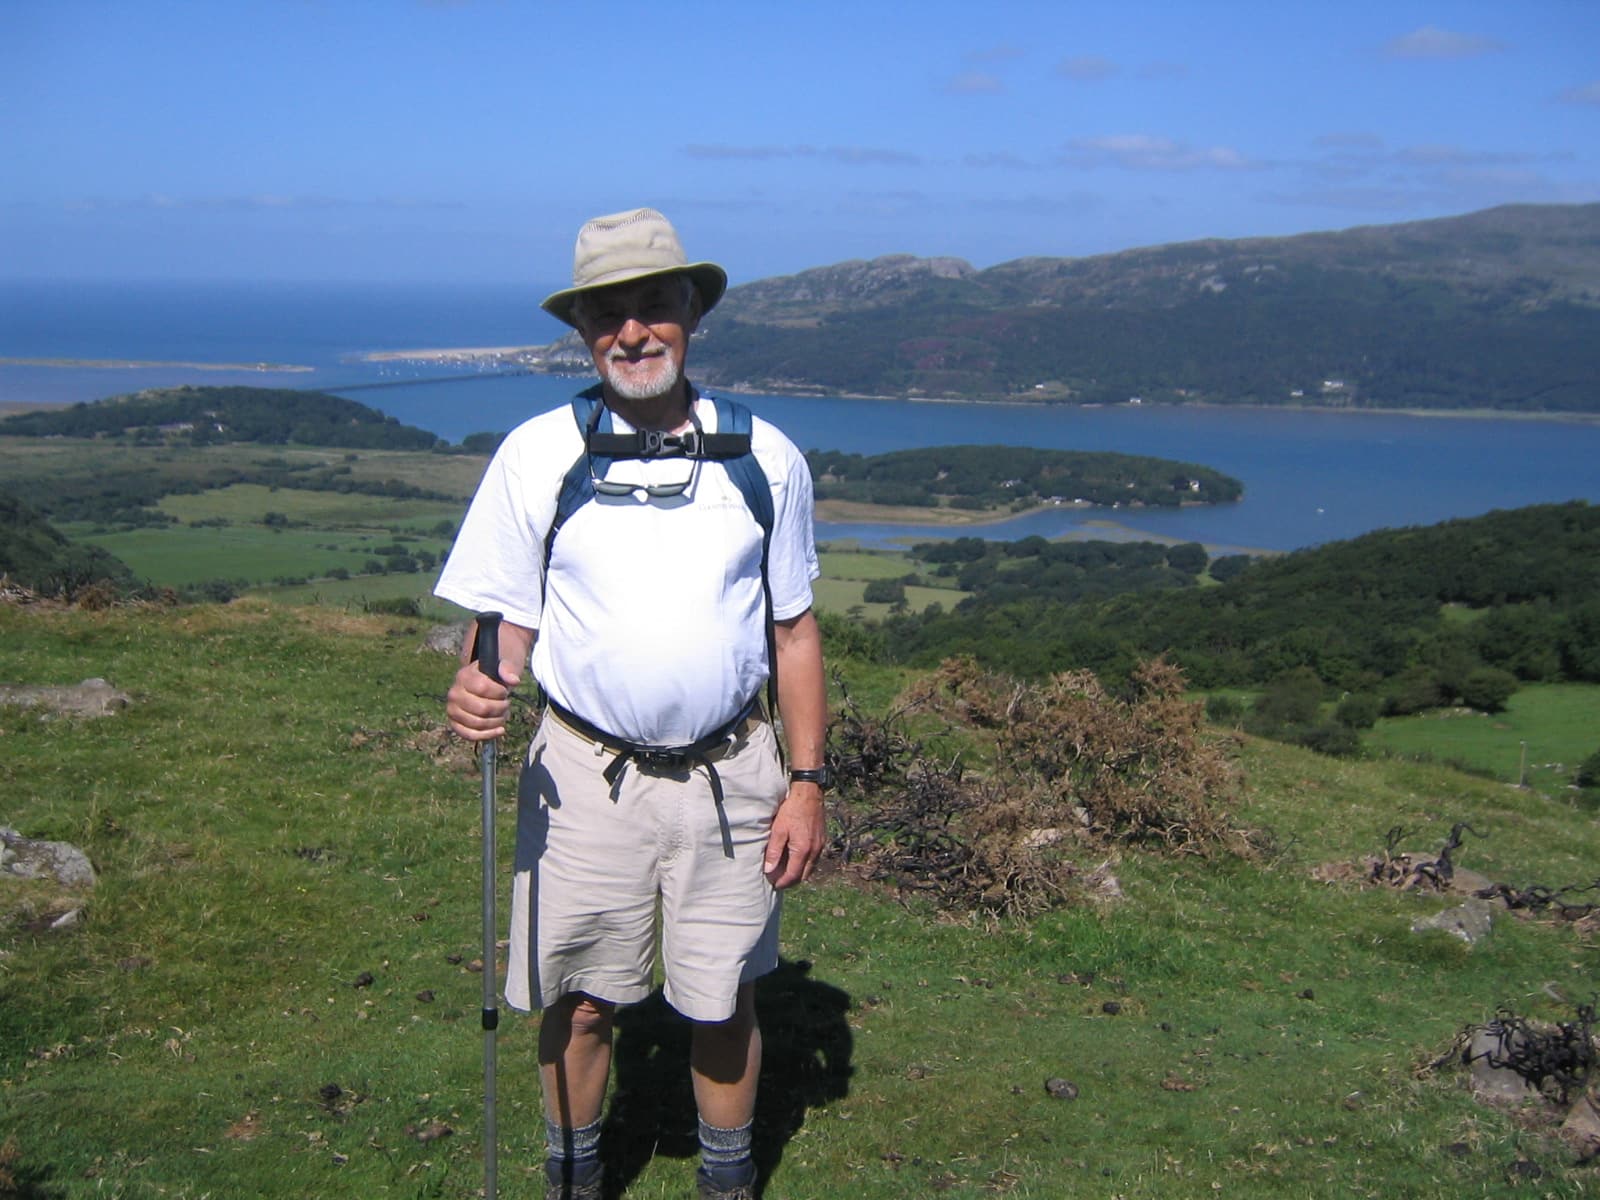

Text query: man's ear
(684, 291), (703, 334)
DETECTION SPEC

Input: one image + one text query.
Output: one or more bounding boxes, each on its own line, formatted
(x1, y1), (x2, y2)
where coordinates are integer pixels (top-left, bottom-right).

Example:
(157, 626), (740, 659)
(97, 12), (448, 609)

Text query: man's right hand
(445, 619), (534, 741)
(446, 657), (521, 741)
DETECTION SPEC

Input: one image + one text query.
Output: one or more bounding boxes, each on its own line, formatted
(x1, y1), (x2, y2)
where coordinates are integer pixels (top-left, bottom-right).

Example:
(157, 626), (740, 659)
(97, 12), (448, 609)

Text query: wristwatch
(788, 766), (831, 791)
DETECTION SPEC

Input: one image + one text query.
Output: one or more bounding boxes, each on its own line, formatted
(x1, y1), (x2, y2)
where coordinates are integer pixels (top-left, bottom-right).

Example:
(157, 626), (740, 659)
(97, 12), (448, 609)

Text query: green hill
(0, 385), (442, 450)
(0, 491), (137, 598)
(2, 599), (1596, 1197)
(880, 501), (1600, 697)
(682, 203), (1600, 412)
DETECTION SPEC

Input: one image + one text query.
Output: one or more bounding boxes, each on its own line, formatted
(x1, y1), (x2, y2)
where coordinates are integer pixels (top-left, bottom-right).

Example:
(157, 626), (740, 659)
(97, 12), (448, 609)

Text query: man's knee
(544, 992), (616, 1047)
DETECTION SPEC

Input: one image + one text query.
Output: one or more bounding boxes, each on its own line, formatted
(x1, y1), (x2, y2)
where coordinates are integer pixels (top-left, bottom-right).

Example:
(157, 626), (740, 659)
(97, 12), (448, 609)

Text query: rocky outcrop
(0, 678), (130, 718)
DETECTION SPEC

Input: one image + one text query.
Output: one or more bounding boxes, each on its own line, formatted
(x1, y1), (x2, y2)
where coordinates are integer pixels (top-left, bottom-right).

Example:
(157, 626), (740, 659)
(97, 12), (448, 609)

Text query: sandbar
(0, 357), (312, 373)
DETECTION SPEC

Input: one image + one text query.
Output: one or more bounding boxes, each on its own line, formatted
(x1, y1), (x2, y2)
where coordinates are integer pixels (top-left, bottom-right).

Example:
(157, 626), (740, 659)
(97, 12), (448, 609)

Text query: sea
(4, 278), (1598, 555)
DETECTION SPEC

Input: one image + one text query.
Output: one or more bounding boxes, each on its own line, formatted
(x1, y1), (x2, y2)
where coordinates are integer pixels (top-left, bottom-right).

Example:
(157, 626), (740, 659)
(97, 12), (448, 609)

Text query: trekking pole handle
(473, 611), (504, 685)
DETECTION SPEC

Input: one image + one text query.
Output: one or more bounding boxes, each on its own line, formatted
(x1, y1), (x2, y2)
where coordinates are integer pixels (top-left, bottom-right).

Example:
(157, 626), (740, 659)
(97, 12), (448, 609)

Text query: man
(438, 207), (828, 1200)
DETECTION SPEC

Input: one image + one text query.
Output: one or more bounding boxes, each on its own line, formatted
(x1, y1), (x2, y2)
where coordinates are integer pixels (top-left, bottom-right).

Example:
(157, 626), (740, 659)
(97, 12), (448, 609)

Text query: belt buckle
(637, 748), (689, 771)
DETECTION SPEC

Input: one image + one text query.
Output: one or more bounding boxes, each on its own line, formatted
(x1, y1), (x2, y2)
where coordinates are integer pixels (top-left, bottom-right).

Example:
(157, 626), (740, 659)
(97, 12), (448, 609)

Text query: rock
(423, 624), (466, 655)
(1447, 866), (1495, 897)
(0, 678), (130, 719)
(1412, 897), (1496, 945)
(1465, 1026), (1540, 1103)
(1560, 1091), (1600, 1157)
(1, 828), (97, 888)
(1044, 1078), (1079, 1100)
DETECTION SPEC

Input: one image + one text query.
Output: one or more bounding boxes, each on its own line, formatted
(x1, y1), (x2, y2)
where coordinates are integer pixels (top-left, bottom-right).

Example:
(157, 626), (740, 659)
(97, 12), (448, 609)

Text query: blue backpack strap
(544, 384), (609, 563)
(709, 395), (773, 540)
(708, 395), (781, 726)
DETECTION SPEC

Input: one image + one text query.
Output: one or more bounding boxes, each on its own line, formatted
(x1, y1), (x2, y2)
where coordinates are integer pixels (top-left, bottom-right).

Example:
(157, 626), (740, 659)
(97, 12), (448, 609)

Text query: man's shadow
(601, 958), (853, 1197)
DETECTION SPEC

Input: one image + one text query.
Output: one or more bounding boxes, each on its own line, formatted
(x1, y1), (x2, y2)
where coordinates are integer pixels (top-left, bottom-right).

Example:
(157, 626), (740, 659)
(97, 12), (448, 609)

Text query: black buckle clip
(636, 748), (691, 770)
(638, 429), (700, 459)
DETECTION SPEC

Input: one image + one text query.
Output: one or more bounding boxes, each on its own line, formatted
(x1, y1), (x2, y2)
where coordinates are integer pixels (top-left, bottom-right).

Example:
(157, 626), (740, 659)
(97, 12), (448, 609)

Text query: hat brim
(541, 263), (728, 329)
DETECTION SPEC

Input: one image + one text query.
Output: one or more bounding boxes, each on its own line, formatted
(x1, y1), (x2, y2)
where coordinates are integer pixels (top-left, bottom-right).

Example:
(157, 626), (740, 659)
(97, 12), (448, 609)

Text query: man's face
(576, 275), (700, 404)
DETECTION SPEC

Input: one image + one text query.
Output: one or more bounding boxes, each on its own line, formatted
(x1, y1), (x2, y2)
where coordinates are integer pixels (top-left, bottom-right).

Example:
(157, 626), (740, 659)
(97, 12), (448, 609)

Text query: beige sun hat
(540, 207), (728, 329)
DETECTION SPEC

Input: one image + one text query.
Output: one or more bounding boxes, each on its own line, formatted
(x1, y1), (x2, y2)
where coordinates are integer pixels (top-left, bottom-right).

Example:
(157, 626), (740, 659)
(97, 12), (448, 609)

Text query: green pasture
(818, 547), (924, 583)
(3, 601), (1597, 1198)
(1366, 682), (1600, 796)
(154, 482), (463, 530)
(256, 572), (467, 622)
(66, 521), (450, 589)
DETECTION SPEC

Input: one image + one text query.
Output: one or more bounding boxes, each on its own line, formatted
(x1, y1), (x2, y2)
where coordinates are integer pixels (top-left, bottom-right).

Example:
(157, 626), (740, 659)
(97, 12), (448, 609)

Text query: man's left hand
(763, 784), (826, 889)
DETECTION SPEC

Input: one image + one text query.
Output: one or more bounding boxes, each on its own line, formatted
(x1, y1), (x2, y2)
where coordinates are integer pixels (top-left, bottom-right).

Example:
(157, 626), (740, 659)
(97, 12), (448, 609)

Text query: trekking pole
(472, 611), (504, 1200)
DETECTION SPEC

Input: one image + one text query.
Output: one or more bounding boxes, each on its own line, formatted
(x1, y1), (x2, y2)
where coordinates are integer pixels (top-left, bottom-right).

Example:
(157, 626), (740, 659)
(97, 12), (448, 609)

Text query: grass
(1366, 683), (1600, 796)
(3, 600), (1598, 1198)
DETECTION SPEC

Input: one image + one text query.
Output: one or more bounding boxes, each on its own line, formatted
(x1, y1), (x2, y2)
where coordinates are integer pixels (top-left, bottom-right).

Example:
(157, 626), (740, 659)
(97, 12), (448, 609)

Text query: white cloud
(1055, 54), (1119, 81)
(1381, 25), (1505, 60)
(53, 194), (460, 213)
(682, 144), (922, 167)
(964, 44), (1025, 65)
(963, 151), (1038, 170)
(1063, 134), (1256, 171)
(944, 70), (1006, 95)
(1135, 61), (1189, 80)
(1313, 132), (1386, 151)
(1557, 80), (1600, 107)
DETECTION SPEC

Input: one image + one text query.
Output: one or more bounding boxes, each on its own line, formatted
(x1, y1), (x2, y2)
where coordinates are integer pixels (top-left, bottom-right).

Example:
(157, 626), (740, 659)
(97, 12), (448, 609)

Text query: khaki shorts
(505, 710), (787, 1022)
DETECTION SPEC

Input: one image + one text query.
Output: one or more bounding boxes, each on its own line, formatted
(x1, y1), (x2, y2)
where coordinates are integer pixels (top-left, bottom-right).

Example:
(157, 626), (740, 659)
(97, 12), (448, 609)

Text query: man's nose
(615, 316), (652, 347)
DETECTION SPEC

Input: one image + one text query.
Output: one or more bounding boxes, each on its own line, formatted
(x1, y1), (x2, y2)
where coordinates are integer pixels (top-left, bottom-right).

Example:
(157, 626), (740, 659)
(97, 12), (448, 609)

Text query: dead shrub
(825, 656), (1247, 918)
(904, 656), (1244, 854)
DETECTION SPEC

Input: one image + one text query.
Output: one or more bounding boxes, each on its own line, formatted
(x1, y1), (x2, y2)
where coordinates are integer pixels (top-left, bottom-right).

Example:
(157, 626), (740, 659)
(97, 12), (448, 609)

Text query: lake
(4, 279), (1597, 554)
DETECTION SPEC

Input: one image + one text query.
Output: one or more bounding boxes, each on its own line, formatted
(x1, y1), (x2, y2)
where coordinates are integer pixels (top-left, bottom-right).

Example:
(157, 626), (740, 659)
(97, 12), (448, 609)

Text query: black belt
(545, 697), (762, 806)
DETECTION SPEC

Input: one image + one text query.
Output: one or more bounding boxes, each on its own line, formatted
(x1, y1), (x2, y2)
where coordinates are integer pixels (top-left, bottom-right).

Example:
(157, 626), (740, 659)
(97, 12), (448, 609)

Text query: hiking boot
(696, 1175), (755, 1200)
(546, 1175), (604, 1200)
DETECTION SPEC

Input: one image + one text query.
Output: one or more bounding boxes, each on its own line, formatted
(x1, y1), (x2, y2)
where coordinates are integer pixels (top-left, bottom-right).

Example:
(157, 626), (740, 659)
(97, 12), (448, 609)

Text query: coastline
(360, 345), (545, 363)
(349, 350), (1600, 424)
(0, 356), (313, 373)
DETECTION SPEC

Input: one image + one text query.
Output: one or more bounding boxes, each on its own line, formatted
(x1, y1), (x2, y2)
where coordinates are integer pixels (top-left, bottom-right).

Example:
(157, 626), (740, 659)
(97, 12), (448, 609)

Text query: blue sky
(3, 0), (1596, 286)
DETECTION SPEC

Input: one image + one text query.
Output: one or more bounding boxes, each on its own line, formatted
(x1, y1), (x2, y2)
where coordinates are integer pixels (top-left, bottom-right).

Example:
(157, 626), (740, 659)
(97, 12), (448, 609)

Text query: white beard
(603, 348), (681, 402)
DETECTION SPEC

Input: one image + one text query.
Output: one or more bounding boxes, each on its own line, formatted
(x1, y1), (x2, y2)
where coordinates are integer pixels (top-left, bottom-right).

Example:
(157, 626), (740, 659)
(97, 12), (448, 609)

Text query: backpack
(544, 384), (779, 711)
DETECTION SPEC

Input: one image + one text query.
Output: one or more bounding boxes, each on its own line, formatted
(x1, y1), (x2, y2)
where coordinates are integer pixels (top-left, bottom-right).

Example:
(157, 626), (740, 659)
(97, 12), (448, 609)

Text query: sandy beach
(359, 345), (545, 363)
(0, 356), (313, 373)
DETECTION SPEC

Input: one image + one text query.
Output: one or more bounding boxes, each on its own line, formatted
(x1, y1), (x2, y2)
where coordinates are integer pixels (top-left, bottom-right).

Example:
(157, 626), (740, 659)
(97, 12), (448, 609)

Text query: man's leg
(690, 983), (761, 1196)
(539, 993), (615, 1195)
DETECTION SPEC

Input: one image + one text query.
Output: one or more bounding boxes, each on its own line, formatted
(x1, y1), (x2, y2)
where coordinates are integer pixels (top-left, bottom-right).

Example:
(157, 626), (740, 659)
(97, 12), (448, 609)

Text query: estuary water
(3, 279), (1597, 553)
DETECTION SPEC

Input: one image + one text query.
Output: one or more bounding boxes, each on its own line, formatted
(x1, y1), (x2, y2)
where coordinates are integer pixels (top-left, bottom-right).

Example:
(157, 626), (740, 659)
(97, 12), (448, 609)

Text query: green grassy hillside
(3, 600), (1596, 1198)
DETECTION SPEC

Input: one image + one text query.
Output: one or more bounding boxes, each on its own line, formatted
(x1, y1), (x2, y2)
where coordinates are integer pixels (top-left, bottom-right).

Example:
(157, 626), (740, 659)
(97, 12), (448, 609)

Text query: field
(1367, 684), (1600, 798)
(3, 600), (1598, 1199)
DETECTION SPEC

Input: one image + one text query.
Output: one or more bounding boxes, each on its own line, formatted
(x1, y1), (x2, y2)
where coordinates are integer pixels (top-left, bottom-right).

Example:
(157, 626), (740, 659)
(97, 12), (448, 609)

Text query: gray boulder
(0, 678), (130, 718)
(1, 827), (97, 888)
(1411, 897), (1496, 945)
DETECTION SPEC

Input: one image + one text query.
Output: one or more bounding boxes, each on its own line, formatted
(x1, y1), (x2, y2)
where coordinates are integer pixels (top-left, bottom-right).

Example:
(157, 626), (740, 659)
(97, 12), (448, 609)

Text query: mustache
(606, 342), (667, 362)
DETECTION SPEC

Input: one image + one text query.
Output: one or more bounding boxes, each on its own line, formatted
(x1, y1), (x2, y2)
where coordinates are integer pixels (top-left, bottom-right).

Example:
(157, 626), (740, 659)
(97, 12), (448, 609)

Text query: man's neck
(601, 380), (695, 432)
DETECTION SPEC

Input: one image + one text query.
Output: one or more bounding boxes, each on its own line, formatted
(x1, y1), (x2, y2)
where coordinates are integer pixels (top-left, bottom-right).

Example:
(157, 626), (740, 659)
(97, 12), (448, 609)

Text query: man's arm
(763, 608), (827, 889)
(446, 619), (536, 742)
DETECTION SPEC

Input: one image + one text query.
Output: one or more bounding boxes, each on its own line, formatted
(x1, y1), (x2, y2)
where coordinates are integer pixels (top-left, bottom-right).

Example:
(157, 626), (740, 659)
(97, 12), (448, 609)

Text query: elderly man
(437, 208), (828, 1200)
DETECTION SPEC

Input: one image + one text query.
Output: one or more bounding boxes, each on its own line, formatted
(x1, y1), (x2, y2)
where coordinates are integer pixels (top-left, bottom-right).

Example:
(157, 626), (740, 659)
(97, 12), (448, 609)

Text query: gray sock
(698, 1117), (755, 1188)
(545, 1115), (603, 1186)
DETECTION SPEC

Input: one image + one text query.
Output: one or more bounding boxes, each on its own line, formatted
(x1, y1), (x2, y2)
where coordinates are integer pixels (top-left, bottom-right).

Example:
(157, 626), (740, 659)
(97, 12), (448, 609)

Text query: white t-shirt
(435, 391), (819, 745)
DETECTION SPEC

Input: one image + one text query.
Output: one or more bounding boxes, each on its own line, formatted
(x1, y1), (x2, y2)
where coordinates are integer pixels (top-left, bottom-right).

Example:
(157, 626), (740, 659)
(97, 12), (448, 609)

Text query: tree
(1247, 667), (1324, 733)
(1165, 542), (1209, 575)
(1335, 692), (1382, 730)
(1576, 747), (1600, 789)
(862, 578), (907, 605)
(1459, 667), (1519, 713)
